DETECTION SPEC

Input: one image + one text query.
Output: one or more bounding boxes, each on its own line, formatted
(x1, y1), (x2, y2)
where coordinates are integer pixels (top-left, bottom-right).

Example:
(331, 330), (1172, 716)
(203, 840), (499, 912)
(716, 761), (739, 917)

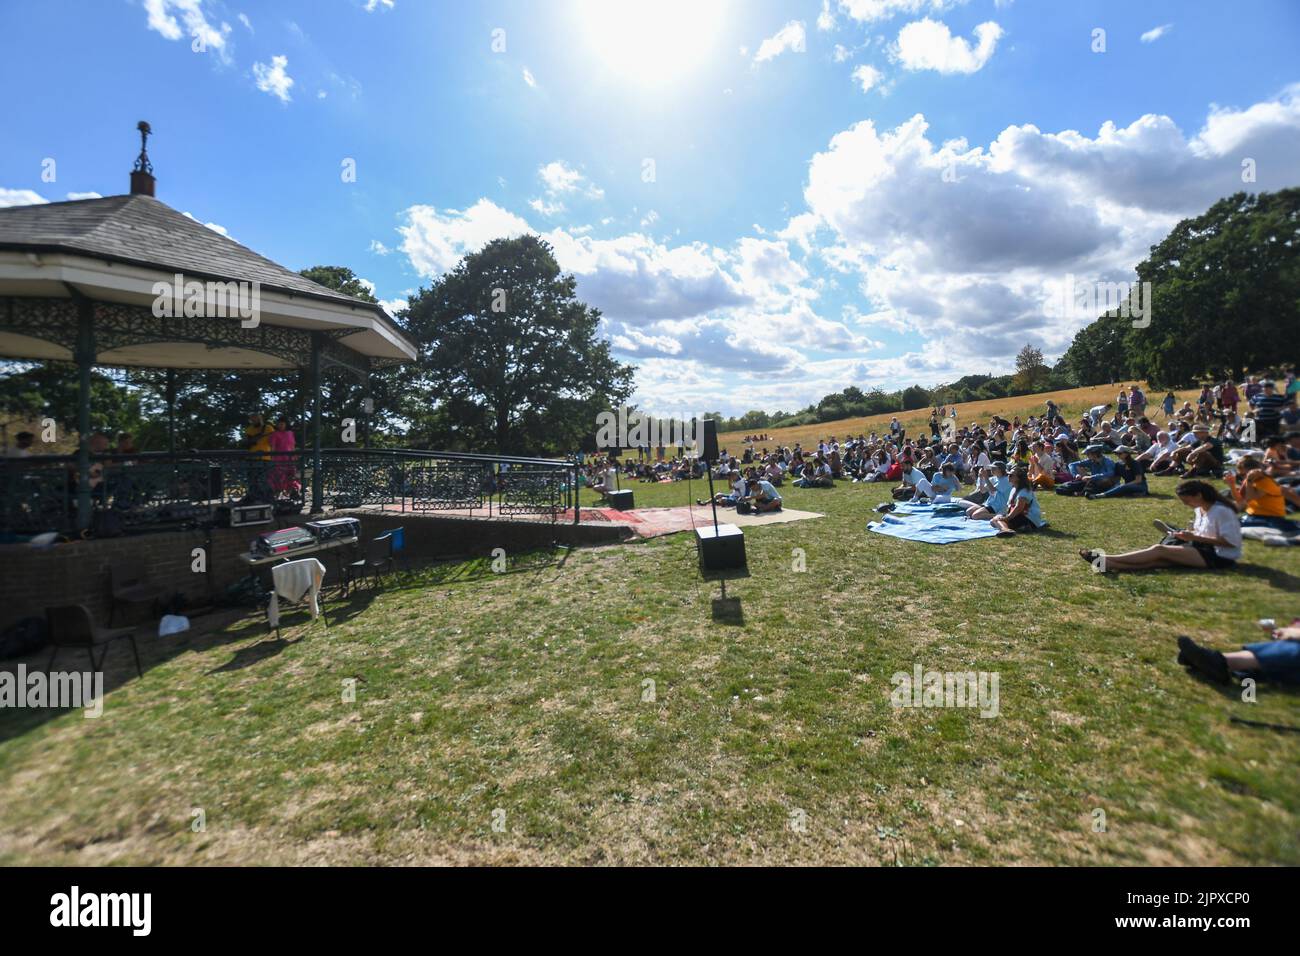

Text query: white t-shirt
(1192, 502), (1243, 560)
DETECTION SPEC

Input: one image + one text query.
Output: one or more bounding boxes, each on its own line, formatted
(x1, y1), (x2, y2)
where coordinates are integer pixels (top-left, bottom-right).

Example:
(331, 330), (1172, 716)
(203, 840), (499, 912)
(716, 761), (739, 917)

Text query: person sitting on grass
(1178, 422), (1226, 477)
(1054, 444), (1117, 496)
(1078, 480), (1242, 572)
(926, 462), (962, 503)
(795, 455), (834, 488)
(964, 462), (1010, 518)
(1176, 620), (1300, 686)
(741, 472), (784, 513)
(1225, 458), (1300, 534)
(1027, 439), (1056, 490)
(1086, 445), (1148, 499)
(989, 467), (1046, 537)
(891, 460), (924, 500)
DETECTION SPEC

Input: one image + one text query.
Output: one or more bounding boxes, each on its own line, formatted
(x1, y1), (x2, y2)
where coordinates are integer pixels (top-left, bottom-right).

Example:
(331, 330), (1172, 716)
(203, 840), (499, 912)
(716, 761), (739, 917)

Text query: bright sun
(575, 0), (728, 87)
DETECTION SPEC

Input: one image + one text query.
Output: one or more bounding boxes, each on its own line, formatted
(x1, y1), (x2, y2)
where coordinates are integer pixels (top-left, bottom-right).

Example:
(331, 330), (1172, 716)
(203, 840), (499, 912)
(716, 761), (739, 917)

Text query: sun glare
(575, 0), (728, 87)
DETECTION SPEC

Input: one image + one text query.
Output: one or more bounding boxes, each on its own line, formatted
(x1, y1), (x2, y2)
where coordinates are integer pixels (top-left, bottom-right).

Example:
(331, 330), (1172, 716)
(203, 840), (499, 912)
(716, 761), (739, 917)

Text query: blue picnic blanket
(867, 502), (1000, 545)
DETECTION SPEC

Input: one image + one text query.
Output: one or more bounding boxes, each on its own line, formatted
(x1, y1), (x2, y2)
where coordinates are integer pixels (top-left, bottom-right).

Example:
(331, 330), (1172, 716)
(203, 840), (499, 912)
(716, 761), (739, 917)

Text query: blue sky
(2, 0), (1299, 417)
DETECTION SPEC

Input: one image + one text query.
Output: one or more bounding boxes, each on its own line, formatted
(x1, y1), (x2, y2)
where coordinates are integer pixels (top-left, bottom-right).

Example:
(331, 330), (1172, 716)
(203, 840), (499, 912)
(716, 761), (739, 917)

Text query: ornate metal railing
(0, 447), (576, 537)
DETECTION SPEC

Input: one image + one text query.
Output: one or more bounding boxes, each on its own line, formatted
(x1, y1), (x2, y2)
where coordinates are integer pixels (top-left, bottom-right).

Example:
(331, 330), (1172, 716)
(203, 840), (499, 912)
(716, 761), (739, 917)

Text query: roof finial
(130, 120), (156, 196)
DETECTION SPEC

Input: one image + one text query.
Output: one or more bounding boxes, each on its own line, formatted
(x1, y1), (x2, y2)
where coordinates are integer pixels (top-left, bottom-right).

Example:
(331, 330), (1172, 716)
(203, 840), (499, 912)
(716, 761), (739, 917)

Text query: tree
(401, 235), (635, 454)
(901, 384), (931, 410)
(1123, 189), (1300, 386)
(1011, 343), (1052, 394)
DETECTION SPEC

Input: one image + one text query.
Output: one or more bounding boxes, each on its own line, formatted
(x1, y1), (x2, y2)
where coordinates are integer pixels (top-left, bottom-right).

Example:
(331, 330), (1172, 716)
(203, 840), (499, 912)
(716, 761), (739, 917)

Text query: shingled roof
(0, 192), (388, 315)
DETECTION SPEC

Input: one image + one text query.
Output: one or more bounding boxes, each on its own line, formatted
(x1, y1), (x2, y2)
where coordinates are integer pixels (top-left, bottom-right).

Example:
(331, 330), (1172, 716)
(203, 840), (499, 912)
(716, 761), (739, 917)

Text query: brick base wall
(0, 513), (629, 631)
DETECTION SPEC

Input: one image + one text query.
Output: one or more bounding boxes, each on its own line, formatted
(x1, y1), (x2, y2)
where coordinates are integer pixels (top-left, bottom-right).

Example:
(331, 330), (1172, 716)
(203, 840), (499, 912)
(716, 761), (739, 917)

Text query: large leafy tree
(1124, 189), (1300, 386)
(1061, 189), (1300, 388)
(401, 235), (634, 454)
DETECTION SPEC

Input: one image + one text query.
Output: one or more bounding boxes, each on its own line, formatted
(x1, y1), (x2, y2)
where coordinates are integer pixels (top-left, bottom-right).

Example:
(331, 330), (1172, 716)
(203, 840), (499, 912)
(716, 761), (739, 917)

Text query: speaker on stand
(696, 418), (747, 576)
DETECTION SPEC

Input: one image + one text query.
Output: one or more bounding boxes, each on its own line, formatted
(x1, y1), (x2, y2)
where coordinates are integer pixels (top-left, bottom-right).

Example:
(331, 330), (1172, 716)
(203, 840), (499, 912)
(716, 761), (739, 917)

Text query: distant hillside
(717, 382), (1200, 450)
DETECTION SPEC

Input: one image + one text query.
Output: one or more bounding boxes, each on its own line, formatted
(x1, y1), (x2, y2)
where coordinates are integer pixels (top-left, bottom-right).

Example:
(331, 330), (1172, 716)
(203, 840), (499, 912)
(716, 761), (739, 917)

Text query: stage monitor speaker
(701, 418), (720, 462)
(607, 489), (634, 511)
(696, 523), (746, 571)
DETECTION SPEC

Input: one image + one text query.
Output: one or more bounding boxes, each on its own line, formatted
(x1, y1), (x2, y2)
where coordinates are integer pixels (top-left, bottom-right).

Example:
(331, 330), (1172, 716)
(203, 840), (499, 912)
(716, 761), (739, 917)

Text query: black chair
(344, 534), (393, 595)
(45, 604), (143, 678)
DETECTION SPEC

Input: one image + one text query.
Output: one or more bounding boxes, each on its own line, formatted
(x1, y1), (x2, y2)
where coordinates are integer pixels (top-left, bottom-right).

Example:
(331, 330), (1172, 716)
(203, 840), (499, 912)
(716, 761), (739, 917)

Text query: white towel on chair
(268, 558), (326, 629)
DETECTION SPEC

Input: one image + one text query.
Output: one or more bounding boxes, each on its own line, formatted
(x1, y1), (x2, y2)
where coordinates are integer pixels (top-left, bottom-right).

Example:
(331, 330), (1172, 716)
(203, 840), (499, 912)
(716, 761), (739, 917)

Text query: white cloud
(754, 21), (806, 64)
(379, 297), (408, 315)
(852, 64), (884, 92)
(0, 188), (47, 208)
(397, 198), (533, 276)
(837, 0), (965, 23)
(142, 0), (230, 60)
(522, 67), (537, 88)
(65, 191), (102, 201)
(798, 85), (1300, 368)
(238, 12), (252, 32)
(182, 211), (232, 238)
(817, 1), (837, 31)
(894, 18), (1002, 74)
(252, 55), (294, 103)
(833, 44), (853, 63)
(1140, 23), (1172, 44)
(363, 0), (395, 11)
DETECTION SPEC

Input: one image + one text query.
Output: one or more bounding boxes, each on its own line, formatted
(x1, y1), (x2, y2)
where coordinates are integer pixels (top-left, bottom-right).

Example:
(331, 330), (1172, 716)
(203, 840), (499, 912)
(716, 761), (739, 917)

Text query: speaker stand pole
(706, 462), (721, 537)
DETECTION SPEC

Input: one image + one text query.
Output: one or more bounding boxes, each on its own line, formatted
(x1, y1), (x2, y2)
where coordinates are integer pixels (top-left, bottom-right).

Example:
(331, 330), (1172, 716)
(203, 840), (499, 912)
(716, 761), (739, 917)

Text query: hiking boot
(1176, 636), (1230, 684)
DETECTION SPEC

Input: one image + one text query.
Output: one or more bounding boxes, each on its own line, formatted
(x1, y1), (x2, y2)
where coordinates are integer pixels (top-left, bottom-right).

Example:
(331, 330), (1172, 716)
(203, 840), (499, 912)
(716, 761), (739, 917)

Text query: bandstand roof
(0, 185), (416, 374)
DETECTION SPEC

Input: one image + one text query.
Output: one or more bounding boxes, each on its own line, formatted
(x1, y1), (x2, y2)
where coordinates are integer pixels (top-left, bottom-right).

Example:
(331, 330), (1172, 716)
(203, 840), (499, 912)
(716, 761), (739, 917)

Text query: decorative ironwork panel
(99, 459), (219, 527)
(320, 454), (403, 510)
(0, 296), (382, 374)
(498, 467), (568, 515)
(0, 461), (72, 534)
(3, 297), (79, 350)
(219, 456), (305, 510)
(405, 461), (486, 512)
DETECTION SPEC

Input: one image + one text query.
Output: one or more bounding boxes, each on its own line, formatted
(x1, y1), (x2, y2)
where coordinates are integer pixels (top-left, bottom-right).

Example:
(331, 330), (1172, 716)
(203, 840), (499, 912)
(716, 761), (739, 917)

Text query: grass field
(716, 382), (1198, 451)
(1, 469), (1297, 865)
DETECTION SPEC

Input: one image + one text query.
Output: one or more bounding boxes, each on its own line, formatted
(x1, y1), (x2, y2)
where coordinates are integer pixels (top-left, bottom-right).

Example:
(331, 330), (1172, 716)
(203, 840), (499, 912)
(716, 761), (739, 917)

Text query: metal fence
(0, 448), (577, 537)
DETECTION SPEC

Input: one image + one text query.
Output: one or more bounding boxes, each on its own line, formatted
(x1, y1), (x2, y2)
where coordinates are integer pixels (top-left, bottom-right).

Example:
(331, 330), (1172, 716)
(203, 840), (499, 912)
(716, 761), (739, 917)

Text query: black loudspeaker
(607, 489), (634, 511)
(696, 523), (746, 571)
(702, 418), (720, 462)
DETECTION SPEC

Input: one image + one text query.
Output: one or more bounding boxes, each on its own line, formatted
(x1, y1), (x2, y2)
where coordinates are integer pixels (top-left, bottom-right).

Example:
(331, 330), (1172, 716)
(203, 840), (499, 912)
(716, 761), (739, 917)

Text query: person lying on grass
(1225, 458), (1300, 534)
(1176, 621), (1300, 686)
(1078, 480), (1243, 572)
(702, 470), (747, 508)
(1085, 445), (1149, 499)
(989, 467), (1046, 537)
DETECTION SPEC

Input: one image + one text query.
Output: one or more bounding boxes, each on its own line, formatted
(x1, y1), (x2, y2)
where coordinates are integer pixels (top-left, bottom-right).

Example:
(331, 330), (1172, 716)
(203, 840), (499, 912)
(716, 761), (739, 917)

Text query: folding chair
(45, 604), (143, 678)
(343, 534), (393, 596)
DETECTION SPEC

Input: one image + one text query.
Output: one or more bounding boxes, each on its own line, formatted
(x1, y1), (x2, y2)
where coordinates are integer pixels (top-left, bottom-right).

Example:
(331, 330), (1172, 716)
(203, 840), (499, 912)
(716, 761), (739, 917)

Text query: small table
(238, 536), (359, 599)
